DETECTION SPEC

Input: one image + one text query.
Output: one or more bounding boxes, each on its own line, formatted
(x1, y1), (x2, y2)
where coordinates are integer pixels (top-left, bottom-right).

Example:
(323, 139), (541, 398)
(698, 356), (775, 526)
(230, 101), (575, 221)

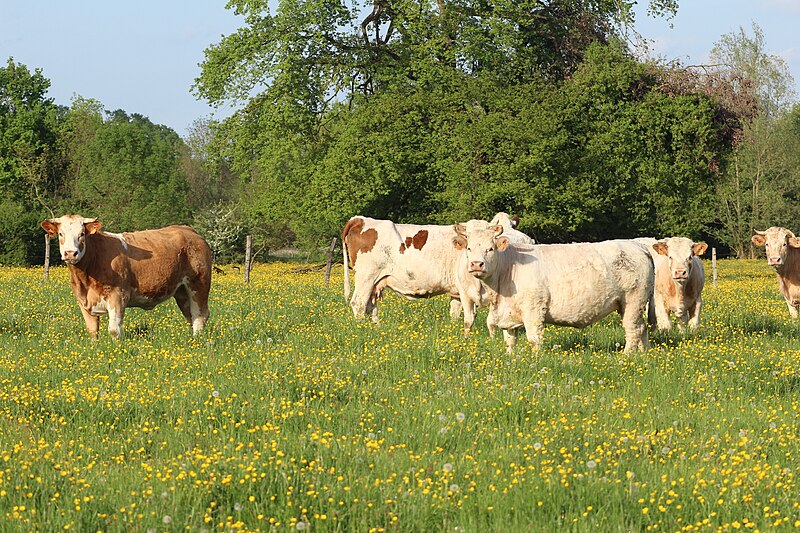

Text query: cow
(636, 237), (707, 331)
(453, 223), (654, 354)
(41, 215), (212, 340)
(341, 213), (533, 326)
(752, 227), (800, 318)
(489, 212), (535, 245)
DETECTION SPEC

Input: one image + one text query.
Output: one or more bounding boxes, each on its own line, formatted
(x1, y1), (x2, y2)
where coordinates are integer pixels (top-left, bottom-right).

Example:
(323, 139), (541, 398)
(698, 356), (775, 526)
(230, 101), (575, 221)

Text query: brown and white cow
(41, 215), (212, 339)
(636, 237), (707, 331)
(453, 223), (654, 353)
(752, 227), (800, 318)
(341, 214), (533, 326)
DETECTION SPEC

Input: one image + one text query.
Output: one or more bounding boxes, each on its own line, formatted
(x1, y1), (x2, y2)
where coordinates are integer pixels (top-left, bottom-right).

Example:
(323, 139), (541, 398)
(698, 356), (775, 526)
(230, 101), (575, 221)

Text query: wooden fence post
(712, 247), (717, 289)
(244, 234), (252, 284)
(324, 237), (337, 287)
(43, 234), (50, 282)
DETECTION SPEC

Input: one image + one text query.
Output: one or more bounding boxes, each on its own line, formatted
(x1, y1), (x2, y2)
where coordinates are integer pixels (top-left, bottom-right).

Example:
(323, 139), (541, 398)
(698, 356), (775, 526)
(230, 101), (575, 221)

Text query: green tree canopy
(65, 109), (190, 231)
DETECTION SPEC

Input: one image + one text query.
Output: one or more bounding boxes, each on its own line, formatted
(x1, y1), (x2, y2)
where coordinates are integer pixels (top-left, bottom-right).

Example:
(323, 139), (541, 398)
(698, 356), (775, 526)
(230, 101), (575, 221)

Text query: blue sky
(1, 1), (798, 137)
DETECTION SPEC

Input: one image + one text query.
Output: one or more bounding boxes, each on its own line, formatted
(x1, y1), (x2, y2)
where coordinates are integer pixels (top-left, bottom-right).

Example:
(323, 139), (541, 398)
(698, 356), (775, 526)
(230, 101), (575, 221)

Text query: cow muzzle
(768, 256), (783, 267)
(469, 261), (486, 277)
(672, 270), (689, 281)
(62, 249), (80, 263)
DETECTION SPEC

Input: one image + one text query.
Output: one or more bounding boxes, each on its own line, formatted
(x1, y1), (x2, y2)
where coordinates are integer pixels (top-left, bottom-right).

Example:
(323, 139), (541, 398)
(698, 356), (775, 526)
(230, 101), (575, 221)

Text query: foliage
(710, 22), (796, 121)
(192, 201), (246, 263)
(0, 192), (43, 265)
(65, 110), (190, 231)
(0, 58), (61, 196)
(710, 25), (799, 257)
(248, 43), (727, 244)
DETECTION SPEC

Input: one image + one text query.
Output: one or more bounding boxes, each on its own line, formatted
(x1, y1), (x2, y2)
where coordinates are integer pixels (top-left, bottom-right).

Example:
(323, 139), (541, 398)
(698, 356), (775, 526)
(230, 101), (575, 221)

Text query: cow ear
(692, 242), (708, 256)
(789, 238), (800, 249)
(751, 234), (766, 247)
(41, 219), (59, 237)
(652, 242), (669, 256)
(453, 236), (467, 250)
(84, 220), (103, 234)
(495, 236), (510, 251)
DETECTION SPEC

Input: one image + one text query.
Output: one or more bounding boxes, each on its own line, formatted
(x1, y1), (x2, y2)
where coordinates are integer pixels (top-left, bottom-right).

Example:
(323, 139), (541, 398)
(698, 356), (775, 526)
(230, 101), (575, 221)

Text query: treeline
(1, 1), (798, 265)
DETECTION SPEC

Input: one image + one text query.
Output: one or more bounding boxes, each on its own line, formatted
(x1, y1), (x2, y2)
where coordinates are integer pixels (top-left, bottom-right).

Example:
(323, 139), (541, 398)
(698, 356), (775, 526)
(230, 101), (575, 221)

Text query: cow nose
(673, 269), (688, 279)
(769, 256), (783, 266)
(469, 260), (485, 272)
(63, 250), (78, 260)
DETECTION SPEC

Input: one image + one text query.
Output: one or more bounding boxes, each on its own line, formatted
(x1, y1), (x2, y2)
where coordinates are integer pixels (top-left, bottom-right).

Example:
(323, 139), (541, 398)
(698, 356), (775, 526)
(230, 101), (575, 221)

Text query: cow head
(489, 212), (519, 231)
(752, 227), (800, 268)
(453, 221), (509, 279)
(652, 237), (707, 284)
(41, 215), (103, 264)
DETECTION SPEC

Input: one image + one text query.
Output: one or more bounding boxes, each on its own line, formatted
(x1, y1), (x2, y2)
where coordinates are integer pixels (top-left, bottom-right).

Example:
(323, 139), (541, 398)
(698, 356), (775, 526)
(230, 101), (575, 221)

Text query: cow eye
(488, 247), (494, 252)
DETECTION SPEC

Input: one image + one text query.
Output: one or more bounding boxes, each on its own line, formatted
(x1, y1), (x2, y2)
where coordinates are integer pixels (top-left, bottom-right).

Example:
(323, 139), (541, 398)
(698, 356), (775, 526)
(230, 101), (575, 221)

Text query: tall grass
(1, 260), (799, 531)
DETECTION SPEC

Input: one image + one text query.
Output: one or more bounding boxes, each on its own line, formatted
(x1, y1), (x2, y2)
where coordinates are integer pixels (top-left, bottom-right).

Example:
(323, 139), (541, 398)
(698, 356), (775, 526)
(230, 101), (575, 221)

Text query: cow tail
(647, 257), (657, 328)
(343, 236), (351, 301)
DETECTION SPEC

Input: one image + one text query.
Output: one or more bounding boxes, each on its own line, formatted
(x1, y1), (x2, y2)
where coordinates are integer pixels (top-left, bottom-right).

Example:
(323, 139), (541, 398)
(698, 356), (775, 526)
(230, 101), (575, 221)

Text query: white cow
(752, 227), (800, 318)
(636, 237), (707, 331)
(489, 212), (535, 245)
(453, 223), (654, 353)
(341, 213), (534, 328)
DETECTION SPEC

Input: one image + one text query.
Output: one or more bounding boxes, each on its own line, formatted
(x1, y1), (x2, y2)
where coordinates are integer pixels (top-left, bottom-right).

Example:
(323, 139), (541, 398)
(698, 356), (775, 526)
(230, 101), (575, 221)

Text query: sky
(1, 1), (798, 139)
(0, 1), (243, 137)
(631, 0), (799, 99)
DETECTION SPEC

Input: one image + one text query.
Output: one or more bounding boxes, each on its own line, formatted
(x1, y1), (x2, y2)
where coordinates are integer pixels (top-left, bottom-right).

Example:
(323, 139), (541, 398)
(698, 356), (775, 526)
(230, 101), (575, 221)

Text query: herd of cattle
(37, 214), (800, 352)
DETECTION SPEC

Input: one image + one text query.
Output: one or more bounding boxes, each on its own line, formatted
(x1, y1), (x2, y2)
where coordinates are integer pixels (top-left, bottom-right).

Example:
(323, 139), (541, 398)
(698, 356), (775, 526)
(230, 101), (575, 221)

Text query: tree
(0, 58), (63, 264)
(710, 24), (799, 257)
(66, 110), (190, 231)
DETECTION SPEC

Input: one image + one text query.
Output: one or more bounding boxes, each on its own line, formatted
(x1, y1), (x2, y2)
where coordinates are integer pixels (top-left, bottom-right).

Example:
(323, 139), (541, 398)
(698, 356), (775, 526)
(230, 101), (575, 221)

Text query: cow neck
(482, 249), (513, 296)
(671, 278), (686, 309)
(67, 234), (100, 282)
(778, 248), (800, 284)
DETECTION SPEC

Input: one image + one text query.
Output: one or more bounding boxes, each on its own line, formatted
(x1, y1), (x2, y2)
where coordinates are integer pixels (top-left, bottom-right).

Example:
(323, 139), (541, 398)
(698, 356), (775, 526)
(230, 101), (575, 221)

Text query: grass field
(1, 259), (800, 532)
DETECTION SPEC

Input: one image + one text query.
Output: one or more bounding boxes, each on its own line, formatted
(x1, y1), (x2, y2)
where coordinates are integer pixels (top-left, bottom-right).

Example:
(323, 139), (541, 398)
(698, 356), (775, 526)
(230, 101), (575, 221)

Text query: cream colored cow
(752, 227), (800, 318)
(454, 223), (654, 354)
(636, 237), (707, 331)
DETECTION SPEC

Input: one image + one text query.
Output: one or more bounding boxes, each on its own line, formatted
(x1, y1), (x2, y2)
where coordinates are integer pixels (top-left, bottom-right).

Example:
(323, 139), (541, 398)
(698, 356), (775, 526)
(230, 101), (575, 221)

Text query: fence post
(324, 237), (337, 287)
(712, 247), (717, 289)
(244, 234), (252, 284)
(43, 234), (50, 282)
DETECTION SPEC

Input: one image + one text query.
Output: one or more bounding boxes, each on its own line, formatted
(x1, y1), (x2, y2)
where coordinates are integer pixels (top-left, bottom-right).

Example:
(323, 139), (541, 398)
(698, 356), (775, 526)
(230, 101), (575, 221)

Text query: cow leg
(522, 320), (545, 351)
(687, 298), (702, 330)
(106, 302), (125, 340)
(621, 299), (649, 353)
(460, 296), (476, 336)
(786, 299), (799, 319)
(176, 282), (210, 336)
(350, 271), (380, 320)
(79, 307), (99, 341)
(654, 293), (672, 331)
(486, 311), (497, 338)
(502, 328), (517, 354)
(449, 298), (462, 321)
(675, 311), (687, 333)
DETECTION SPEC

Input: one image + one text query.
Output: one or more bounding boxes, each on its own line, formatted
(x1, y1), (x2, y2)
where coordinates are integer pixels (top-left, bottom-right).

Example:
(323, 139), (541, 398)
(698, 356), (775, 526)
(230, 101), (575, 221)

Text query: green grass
(1, 260), (800, 531)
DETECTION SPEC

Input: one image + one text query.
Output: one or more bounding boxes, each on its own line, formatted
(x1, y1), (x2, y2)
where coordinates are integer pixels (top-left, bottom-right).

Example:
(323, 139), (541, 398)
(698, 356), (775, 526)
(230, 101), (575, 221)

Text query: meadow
(1, 260), (800, 532)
